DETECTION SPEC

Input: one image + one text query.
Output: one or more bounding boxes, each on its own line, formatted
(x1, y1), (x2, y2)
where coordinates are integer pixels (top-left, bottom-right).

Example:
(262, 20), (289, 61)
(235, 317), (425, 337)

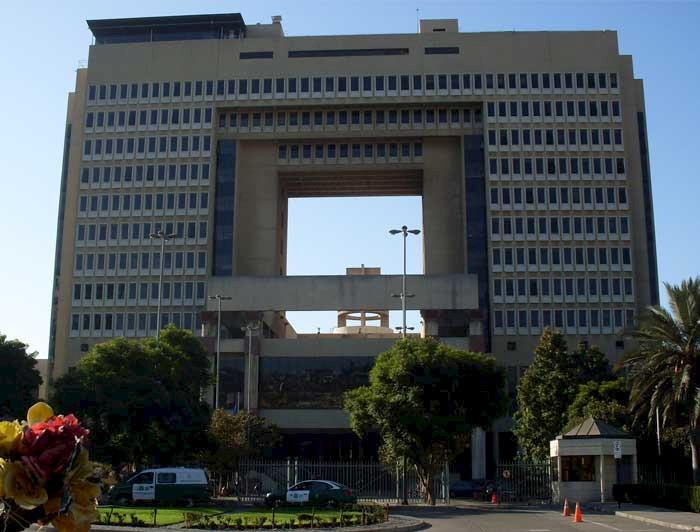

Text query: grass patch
(96, 506), (222, 526)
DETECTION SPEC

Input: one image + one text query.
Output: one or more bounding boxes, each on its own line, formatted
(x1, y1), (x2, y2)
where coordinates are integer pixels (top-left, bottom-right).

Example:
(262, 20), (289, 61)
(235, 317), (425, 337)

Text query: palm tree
(620, 277), (700, 485)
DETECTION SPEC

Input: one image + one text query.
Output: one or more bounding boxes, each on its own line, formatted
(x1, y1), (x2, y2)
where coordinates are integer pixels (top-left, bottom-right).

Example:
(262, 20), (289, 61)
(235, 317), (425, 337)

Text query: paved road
(396, 506), (666, 532)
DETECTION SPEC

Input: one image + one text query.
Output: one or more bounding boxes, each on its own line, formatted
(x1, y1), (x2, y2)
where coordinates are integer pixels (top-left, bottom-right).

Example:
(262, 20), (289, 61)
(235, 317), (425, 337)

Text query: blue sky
(0, 1), (698, 357)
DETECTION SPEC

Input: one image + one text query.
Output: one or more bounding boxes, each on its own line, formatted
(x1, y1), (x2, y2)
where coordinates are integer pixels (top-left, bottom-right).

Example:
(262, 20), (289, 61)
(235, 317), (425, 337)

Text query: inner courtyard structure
(48, 13), (658, 477)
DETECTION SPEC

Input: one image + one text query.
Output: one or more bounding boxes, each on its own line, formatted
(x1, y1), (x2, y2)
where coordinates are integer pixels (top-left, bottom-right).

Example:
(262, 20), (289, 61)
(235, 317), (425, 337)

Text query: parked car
(449, 479), (485, 499)
(449, 479), (501, 500)
(265, 480), (357, 507)
(108, 467), (209, 507)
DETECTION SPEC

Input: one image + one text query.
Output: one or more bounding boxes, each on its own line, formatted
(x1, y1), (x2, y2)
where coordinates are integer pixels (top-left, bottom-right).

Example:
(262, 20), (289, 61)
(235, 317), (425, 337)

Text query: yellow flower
(0, 420), (23, 454)
(27, 402), (54, 426)
(2, 461), (48, 509)
(66, 449), (94, 482)
(47, 450), (100, 530)
(50, 481), (99, 532)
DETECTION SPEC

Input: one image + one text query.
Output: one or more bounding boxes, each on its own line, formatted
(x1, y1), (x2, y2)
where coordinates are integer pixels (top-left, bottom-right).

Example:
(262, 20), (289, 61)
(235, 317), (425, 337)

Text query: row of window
(70, 310), (201, 336)
(487, 127), (624, 150)
(490, 215), (630, 240)
(493, 307), (634, 335)
(72, 279), (206, 306)
(75, 220), (208, 247)
(489, 186), (628, 211)
(492, 276), (635, 301)
(74, 248), (207, 275)
(82, 135), (212, 160)
(277, 142), (423, 164)
(85, 107), (213, 132)
(78, 192), (209, 217)
(86, 72), (619, 105)
(217, 106), (483, 132)
(491, 245), (633, 271)
(486, 99), (621, 121)
(80, 163), (210, 188)
(488, 156), (626, 180)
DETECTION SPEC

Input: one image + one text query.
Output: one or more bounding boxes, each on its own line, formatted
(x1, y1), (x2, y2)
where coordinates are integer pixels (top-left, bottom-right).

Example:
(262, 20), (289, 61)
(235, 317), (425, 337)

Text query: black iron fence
(210, 458), (450, 503)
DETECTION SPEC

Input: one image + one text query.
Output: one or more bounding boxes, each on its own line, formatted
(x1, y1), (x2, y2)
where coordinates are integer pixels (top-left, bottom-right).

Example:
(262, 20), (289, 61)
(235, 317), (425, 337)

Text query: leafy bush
(613, 484), (700, 513)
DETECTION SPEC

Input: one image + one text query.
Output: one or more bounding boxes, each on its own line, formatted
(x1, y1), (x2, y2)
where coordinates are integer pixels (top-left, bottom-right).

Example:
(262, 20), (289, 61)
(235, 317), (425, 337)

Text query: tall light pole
(241, 321), (261, 412)
(209, 294), (232, 409)
(389, 225), (420, 506)
(389, 225), (421, 337)
(149, 230), (176, 343)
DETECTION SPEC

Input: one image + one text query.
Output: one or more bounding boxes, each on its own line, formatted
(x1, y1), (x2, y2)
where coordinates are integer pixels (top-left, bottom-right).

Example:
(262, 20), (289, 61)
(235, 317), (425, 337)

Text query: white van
(109, 467), (209, 506)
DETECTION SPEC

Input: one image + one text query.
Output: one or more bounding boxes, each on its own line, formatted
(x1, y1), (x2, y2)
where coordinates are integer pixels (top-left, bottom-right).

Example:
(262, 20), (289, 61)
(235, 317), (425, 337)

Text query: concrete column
(556, 455), (562, 504)
(471, 427), (486, 479)
(245, 323), (261, 411)
(599, 453), (605, 502)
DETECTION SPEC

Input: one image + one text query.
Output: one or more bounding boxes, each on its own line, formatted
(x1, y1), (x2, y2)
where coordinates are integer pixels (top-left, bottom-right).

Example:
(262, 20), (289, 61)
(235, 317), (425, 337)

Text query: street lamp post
(389, 225), (421, 338)
(149, 230), (177, 343)
(389, 225), (420, 505)
(208, 294), (232, 409)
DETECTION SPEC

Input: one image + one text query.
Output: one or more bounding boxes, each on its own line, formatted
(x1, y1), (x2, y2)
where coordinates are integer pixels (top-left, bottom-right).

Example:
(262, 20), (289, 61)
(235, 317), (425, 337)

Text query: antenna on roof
(416, 8), (419, 33)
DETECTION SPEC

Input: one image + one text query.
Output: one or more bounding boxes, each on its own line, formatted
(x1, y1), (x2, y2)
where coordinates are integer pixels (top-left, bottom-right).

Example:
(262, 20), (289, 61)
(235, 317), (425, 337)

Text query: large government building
(48, 13), (658, 478)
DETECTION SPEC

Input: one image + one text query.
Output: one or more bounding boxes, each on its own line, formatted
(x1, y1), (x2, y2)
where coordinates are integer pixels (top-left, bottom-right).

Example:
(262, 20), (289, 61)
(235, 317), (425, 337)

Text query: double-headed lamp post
(389, 225), (421, 338)
(389, 225), (420, 506)
(149, 230), (177, 343)
(208, 294), (232, 409)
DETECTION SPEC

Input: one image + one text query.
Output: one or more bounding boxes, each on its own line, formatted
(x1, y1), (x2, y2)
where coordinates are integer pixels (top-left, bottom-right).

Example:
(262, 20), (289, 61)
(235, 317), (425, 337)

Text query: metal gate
(211, 458), (449, 503)
(495, 461), (552, 503)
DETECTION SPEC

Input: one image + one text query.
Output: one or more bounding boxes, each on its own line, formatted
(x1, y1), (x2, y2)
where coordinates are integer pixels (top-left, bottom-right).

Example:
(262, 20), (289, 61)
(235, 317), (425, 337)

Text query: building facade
(48, 13), (658, 475)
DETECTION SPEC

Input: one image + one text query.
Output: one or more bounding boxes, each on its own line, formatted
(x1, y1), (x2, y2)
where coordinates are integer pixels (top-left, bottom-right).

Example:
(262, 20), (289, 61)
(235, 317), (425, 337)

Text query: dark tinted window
(131, 472), (154, 484)
(157, 473), (176, 484)
(260, 356), (374, 408)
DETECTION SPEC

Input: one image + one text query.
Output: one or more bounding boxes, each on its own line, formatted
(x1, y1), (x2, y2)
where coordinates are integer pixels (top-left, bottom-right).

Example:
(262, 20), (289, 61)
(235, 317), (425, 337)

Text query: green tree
(51, 325), (212, 468)
(565, 378), (631, 431)
(202, 409), (281, 491)
(344, 338), (506, 504)
(0, 333), (43, 419)
(514, 329), (613, 461)
(619, 277), (700, 484)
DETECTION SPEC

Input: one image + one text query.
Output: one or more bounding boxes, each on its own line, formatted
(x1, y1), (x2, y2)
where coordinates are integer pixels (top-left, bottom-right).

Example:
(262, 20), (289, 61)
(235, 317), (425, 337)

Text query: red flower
(21, 415), (89, 485)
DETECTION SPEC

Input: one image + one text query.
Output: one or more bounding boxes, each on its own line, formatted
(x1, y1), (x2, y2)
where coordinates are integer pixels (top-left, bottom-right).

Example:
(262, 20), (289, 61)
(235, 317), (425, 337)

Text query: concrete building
(48, 13), (658, 475)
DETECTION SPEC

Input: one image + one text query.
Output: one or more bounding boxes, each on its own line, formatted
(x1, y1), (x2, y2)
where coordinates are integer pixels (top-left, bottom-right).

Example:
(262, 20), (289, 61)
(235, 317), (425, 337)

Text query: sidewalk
(615, 504), (700, 531)
(451, 499), (700, 530)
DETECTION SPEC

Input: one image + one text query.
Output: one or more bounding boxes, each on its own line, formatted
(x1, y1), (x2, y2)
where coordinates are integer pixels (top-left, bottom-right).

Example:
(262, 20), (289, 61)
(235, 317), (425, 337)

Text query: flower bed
(183, 503), (389, 530)
(95, 506), (223, 527)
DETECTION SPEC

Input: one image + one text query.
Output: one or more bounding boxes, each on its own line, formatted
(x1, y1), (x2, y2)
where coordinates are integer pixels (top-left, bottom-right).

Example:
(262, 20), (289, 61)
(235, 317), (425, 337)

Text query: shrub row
(613, 483), (700, 513)
(183, 502), (389, 530)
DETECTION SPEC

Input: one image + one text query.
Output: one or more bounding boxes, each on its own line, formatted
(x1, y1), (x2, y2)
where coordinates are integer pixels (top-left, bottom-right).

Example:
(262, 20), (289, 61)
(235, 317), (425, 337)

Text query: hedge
(613, 483), (700, 513)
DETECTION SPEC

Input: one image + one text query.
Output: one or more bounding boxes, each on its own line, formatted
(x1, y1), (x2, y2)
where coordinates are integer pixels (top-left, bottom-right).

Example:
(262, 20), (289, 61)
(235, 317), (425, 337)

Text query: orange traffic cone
(572, 502), (583, 523)
(562, 498), (570, 517)
(491, 492), (498, 504)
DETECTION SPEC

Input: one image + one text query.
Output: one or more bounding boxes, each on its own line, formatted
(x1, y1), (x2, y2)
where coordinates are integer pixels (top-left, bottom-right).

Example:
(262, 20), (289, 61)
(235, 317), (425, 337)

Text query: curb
(614, 511), (700, 531)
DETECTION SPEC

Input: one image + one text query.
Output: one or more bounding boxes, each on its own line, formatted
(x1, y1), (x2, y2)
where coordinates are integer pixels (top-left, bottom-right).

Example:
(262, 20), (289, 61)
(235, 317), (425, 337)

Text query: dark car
(449, 479), (501, 500)
(265, 480), (357, 507)
(449, 479), (485, 499)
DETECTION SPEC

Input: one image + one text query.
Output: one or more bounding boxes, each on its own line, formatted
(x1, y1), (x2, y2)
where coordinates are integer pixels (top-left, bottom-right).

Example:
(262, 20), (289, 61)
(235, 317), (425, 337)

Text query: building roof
(87, 13), (246, 44)
(560, 417), (630, 439)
